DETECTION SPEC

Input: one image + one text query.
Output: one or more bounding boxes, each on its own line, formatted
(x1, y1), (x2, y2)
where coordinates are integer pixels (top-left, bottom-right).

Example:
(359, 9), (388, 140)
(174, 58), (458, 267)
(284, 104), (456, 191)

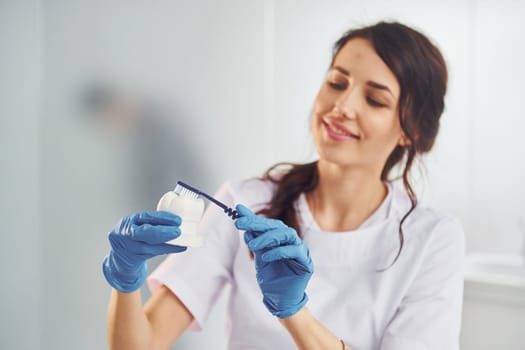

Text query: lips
(322, 118), (360, 141)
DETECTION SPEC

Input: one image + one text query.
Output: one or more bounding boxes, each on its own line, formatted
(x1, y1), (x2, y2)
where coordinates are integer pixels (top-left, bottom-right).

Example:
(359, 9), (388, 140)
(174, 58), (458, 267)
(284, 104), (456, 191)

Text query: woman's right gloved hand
(102, 211), (187, 293)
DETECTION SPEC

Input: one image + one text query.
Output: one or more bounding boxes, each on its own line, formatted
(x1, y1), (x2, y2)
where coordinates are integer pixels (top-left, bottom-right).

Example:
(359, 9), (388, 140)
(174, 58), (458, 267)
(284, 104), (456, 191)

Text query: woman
(103, 21), (465, 350)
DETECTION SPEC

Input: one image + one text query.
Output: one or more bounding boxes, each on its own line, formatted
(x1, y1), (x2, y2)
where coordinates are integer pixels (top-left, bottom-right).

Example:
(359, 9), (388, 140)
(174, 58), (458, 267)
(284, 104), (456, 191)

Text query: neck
(306, 160), (387, 232)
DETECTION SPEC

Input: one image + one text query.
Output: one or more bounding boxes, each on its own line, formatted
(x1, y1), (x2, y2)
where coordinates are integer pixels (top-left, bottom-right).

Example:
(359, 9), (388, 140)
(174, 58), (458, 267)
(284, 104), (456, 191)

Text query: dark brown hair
(257, 21), (448, 266)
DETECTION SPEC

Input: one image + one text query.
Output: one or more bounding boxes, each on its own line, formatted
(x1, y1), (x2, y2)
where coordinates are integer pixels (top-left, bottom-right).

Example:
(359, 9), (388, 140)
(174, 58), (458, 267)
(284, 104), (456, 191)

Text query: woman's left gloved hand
(235, 204), (313, 318)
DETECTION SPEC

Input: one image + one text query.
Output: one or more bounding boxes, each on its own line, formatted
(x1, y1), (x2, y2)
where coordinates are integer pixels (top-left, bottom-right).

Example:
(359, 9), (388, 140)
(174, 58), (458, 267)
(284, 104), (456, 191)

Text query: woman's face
(311, 37), (406, 173)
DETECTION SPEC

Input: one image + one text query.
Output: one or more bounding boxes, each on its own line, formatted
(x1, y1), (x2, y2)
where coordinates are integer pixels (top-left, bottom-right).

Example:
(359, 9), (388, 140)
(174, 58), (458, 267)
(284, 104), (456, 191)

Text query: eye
(366, 96), (385, 108)
(328, 81), (346, 91)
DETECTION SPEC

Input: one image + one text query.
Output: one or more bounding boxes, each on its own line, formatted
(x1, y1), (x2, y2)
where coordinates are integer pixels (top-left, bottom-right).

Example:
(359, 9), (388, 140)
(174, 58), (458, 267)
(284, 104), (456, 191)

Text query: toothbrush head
(174, 181), (201, 199)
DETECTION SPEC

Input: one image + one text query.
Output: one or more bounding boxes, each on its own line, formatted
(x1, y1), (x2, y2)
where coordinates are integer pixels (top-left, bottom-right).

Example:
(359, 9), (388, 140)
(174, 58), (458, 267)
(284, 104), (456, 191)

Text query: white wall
(468, 0), (525, 253)
(0, 1), (42, 349)
(1, 0), (524, 349)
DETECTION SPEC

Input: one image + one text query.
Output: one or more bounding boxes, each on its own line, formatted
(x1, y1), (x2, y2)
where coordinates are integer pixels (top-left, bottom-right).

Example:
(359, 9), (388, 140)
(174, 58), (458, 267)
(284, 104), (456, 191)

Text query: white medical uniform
(148, 178), (465, 350)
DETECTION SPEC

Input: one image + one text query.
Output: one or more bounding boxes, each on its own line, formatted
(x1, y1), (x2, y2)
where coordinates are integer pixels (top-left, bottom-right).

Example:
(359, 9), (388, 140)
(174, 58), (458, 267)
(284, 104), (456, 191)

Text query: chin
(317, 151), (356, 169)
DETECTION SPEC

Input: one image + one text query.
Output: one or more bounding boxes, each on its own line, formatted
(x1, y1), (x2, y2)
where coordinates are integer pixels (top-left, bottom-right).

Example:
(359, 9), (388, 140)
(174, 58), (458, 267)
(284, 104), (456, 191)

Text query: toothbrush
(175, 181), (241, 220)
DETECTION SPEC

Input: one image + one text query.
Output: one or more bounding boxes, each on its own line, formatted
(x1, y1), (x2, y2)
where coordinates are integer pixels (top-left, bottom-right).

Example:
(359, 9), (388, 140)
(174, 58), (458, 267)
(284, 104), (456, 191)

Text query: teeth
(330, 124), (350, 136)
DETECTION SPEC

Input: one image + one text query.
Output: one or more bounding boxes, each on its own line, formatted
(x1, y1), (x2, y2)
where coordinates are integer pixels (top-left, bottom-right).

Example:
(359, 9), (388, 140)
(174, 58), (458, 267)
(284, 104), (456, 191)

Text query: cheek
(313, 87), (335, 113)
(358, 107), (395, 134)
(311, 99), (324, 118)
(310, 109), (320, 139)
(310, 98), (325, 133)
(367, 115), (402, 146)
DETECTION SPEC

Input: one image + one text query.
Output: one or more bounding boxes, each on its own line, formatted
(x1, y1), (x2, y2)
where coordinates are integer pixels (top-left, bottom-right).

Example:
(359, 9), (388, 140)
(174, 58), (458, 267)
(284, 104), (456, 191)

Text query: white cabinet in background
(461, 254), (525, 350)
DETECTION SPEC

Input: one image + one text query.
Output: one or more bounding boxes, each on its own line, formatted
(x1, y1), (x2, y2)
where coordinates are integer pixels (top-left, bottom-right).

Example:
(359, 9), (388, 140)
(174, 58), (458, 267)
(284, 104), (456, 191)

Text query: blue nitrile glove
(235, 204), (313, 318)
(102, 211), (187, 293)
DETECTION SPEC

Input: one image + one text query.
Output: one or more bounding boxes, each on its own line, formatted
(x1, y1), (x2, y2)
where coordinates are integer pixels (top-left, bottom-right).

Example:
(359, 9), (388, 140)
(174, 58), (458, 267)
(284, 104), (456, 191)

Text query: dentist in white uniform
(103, 20), (465, 350)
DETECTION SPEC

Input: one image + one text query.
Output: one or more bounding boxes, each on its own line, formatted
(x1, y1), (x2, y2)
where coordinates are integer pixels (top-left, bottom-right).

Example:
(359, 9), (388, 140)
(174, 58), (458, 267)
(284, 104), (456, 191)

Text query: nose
(333, 87), (359, 120)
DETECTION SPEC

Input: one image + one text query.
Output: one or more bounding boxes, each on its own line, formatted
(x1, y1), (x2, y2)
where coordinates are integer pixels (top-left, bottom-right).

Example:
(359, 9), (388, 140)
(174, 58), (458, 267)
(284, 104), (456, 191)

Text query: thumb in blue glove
(102, 210), (187, 293)
(235, 204), (313, 318)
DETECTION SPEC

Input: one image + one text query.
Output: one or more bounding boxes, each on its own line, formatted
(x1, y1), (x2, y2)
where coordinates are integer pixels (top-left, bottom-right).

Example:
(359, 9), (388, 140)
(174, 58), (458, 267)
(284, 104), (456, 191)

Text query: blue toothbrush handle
(199, 192), (241, 220)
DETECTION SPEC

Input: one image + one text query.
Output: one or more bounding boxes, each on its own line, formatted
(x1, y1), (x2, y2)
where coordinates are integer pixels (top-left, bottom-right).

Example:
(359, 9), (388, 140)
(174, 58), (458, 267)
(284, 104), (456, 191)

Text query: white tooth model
(156, 189), (205, 247)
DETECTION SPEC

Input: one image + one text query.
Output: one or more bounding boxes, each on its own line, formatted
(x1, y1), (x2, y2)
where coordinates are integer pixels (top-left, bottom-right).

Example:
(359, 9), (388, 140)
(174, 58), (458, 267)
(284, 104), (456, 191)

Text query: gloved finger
(235, 203), (284, 230)
(235, 203), (255, 218)
(130, 224), (181, 244)
(235, 212), (287, 233)
(109, 233), (187, 257)
(244, 231), (256, 244)
(132, 240), (188, 257)
(108, 230), (127, 251)
(246, 227), (300, 251)
(135, 211), (181, 226)
(260, 245), (312, 271)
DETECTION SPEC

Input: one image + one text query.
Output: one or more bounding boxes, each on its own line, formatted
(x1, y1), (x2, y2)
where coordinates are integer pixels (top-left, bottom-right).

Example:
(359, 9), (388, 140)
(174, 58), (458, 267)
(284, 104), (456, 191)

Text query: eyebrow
(366, 81), (394, 98)
(333, 66), (350, 75)
(332, 65), (394, 98)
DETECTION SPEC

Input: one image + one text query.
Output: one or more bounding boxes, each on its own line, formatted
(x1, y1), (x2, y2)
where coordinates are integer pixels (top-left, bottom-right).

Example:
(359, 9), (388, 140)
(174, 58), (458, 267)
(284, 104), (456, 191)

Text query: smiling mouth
(323, 120), (360, 140)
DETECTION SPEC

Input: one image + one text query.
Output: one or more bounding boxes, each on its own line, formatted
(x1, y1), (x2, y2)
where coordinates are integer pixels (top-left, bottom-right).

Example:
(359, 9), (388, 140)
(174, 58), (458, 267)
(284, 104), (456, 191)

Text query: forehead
(333, 38), (400, 97)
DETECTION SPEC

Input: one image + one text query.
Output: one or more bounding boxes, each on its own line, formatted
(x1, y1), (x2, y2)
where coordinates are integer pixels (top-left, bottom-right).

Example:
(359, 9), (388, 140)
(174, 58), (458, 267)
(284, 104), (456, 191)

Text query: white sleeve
(380, 217), (466, 350)
(146, 181), (240, 331)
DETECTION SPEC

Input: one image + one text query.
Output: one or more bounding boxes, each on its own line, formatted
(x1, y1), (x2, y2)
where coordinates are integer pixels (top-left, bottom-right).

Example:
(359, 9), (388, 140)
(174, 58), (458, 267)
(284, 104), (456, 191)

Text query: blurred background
(1, 0), (524, 349)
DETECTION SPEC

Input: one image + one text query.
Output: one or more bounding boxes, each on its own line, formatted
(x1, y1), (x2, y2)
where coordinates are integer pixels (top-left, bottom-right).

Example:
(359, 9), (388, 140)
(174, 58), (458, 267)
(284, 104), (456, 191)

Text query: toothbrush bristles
(174, 183), (200, 199)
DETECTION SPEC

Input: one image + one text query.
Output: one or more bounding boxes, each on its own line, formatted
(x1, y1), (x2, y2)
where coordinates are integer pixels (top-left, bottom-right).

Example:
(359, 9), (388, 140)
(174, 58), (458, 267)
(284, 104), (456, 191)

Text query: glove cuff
(264, 293), (309, 319)
(102, 252), (147, 293)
